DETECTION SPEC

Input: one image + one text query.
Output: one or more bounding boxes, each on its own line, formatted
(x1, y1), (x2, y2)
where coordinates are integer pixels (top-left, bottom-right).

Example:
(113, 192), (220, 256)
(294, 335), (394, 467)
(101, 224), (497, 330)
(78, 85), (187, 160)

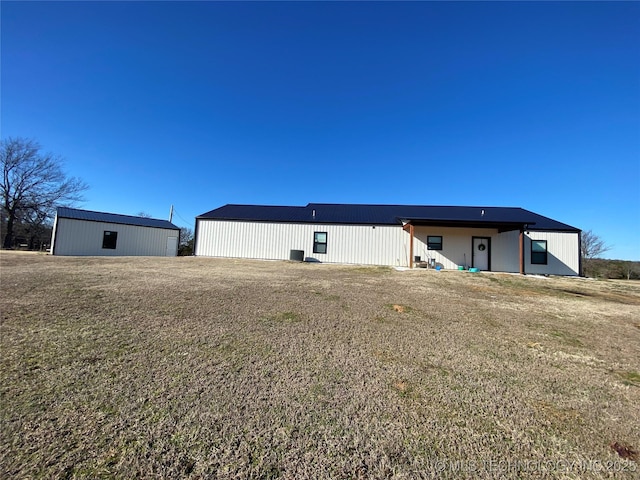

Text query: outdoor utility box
(289, 249), (304, 262)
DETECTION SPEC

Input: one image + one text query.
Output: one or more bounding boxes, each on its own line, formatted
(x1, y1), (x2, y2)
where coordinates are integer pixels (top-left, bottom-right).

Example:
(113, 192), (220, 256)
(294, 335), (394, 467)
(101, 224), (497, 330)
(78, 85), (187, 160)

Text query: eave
(400, 218), (532, 233)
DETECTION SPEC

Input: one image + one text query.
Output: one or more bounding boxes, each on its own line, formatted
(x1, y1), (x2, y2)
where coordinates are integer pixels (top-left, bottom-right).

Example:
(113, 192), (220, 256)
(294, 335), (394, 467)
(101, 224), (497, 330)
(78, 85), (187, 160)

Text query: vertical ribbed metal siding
(412, 226), (501, 270)
(194, 220), (580, 274)
(50, 215), (60, 254)
(525, 231), (580, 275)
(492, 230), (520, 273)
(195, 220), (409, 266)
(412, 227), (578, 274)
(52, 218), (179, 256)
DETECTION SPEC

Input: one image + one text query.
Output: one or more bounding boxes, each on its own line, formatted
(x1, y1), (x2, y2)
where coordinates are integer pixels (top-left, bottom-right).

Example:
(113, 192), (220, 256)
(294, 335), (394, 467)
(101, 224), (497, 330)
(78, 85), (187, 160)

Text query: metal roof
(56, 207), (180, 230)
(197, 203), (580, 232)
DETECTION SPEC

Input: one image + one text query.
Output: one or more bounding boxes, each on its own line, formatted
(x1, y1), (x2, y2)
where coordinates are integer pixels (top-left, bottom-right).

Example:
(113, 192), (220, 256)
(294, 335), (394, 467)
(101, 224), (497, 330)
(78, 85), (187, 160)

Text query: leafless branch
(1, 137), (88, 248)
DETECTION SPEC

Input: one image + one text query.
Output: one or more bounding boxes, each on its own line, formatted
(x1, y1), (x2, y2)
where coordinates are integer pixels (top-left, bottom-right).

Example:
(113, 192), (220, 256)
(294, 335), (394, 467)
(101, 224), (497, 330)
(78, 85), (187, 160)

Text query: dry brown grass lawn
(1, 251), (639, 479)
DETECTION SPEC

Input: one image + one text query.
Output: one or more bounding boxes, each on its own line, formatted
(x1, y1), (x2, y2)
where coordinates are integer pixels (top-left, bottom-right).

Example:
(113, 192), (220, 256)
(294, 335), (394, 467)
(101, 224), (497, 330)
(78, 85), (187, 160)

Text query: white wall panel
(492, 230), (520, 273)
(524, 231), (580, 276)
(195, 220), (410, 266)
(412, 227), (579, 275)
(412, 226), (500, 270)
(52, 218), (179, 256)
(195, 219), (580, 275)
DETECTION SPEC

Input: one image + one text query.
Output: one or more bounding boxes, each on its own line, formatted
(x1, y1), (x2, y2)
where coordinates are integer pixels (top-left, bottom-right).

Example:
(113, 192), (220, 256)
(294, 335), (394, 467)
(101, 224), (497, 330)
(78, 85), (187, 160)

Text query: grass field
(1, 251), (639, 479)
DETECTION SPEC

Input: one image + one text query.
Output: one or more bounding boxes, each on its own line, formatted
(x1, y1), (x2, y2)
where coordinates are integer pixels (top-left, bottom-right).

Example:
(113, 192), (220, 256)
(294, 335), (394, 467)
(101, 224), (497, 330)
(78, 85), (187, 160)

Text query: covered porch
(402, 218), (529, 273)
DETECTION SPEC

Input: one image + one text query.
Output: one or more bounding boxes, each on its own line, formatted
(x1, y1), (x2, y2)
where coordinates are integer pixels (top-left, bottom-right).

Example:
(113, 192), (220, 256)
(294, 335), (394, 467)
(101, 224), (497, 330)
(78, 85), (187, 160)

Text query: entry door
(472, 237), (490, 271)
(166, 236), (178, 256)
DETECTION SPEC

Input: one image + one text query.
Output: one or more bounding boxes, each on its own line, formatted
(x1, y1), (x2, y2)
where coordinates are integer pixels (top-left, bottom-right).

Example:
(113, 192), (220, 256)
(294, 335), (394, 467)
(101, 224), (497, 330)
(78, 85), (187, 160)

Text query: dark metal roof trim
(56, 207), (180, 230)
(400, 218), (530, 232)
(197, 203), (580, 232)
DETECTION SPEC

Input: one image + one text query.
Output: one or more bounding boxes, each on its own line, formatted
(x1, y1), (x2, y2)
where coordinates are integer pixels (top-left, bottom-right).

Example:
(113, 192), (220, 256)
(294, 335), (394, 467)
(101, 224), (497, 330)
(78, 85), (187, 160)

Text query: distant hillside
(584, 258), (640, 279)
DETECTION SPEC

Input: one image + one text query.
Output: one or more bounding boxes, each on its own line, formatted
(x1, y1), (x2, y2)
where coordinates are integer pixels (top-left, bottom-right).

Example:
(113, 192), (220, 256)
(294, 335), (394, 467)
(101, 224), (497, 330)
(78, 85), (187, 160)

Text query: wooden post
(402, 222), (415, 268)
(409, 224), (414, 269)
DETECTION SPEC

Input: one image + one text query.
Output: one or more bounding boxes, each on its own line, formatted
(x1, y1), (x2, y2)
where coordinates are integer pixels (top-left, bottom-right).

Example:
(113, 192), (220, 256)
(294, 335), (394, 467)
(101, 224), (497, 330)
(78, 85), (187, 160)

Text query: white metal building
(195, 204), (581, 275)
(51, 207), (180, 257)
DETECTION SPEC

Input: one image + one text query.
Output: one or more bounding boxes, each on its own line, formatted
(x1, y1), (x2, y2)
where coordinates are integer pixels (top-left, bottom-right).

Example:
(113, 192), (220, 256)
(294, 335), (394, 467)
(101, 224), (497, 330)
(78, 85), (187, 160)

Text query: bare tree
(1, 137), (88, 249)
(581, 230), (611, 260)
(179, 227), (193, 245)
(581, 230), (611, 277)
(178, 227), (194, 256)
(137, 211), (153, 218)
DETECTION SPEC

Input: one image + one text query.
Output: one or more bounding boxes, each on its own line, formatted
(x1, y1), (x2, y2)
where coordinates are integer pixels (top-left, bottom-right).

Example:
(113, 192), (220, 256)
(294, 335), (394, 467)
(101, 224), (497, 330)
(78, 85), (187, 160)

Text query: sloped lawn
(1, 252), (638, 478)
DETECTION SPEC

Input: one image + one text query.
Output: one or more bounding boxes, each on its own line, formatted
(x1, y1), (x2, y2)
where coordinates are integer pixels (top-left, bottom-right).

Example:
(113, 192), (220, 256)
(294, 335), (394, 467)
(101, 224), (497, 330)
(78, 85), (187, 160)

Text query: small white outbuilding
(51, 207), (180, 256)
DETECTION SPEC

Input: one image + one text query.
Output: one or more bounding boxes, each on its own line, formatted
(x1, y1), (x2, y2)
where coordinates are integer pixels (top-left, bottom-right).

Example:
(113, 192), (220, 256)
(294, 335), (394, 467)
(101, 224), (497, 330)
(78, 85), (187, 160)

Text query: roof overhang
(400, 218), (532, 233)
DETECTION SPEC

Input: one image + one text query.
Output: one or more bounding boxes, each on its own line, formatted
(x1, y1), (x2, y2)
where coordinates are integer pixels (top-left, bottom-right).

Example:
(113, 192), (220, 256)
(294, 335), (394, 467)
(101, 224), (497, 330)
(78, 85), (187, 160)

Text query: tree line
(580, 230), (639, 279)
(583, 258), (640, 280)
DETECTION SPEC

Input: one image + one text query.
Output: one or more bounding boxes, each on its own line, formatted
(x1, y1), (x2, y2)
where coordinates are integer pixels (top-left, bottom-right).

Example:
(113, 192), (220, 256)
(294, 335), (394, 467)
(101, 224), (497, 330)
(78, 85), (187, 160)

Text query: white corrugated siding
(492, 230), (520, 273)
(195, 220), (580, 275)
(525, 231), (580, 276)
(52, 218), (179, 256)
(412, 226), (500, 270)
(195, 220), (410, 266)
(50, 214), (60, 254)
(412, 227), (578, 275)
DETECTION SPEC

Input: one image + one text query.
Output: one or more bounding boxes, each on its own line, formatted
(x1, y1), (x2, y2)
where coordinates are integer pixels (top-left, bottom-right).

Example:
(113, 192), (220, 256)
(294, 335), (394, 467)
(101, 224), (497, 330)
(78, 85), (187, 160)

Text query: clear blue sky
(2, 1), (639, 260)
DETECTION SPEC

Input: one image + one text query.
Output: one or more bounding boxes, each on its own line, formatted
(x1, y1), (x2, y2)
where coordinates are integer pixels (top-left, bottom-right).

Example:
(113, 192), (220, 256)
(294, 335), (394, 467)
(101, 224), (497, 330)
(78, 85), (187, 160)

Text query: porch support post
(409, 223), (414, 269)
(519, 229), (525, 275)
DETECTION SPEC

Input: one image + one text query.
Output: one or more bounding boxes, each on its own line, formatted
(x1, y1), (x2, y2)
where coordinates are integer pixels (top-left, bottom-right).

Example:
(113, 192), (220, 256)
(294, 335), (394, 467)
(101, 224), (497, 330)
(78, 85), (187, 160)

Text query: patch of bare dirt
(611, 442), (639, 462)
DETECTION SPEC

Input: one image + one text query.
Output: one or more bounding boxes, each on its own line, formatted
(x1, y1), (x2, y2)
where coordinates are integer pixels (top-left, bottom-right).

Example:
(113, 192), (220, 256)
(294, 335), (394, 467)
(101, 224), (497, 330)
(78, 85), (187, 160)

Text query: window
(531, 240), (547, 265)
(102, 231), (118, 249)
(313, 232), (327, 254)
(427, 236), (443, 250)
